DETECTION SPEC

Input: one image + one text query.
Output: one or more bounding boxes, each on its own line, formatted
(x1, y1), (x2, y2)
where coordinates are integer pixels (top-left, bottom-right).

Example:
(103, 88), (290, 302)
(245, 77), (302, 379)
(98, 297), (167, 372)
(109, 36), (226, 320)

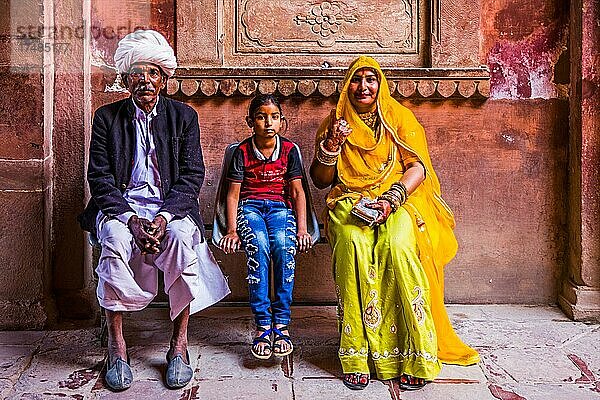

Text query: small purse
(351, 197), (381, 226)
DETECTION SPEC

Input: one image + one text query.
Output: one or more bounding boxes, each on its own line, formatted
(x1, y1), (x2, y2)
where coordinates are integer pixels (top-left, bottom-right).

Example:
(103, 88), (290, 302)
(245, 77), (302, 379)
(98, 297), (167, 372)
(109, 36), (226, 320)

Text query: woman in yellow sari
(309, 56), (479, 391)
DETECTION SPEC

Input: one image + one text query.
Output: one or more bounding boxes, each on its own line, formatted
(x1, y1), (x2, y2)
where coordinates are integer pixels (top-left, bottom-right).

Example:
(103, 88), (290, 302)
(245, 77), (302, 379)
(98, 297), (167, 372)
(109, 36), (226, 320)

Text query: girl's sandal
(272, 326), (294, 357)
(343, 372), (369, 390)
(250, 326), (273, 360)
(398, 374), (427, 390)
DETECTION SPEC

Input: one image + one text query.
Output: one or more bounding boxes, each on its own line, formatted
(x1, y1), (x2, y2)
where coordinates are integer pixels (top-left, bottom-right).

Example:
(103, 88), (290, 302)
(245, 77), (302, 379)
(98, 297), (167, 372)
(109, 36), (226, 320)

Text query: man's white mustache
(136, 85), (155, 92)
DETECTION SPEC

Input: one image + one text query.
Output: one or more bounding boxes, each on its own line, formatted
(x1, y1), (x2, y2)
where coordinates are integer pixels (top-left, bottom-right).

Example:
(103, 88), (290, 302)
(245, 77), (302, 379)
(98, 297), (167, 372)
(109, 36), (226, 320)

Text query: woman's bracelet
(390, 182), (408, 202)
(316, 140), (341, 166)
(378, 193), (400, 212)
(378, 182), (408, 212)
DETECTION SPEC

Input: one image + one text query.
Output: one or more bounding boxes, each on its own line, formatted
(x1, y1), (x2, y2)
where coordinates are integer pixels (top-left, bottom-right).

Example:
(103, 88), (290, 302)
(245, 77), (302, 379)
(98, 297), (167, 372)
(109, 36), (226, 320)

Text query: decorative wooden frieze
(298, 80), (317, 96)
(166, 78), (180, 95)
(396, 80), (417, 97)
(277, 79), (297, 96)
(317, 80), (337, 97)
(176, 0), (481, 69)
(200, 79), (219, 96)
(417, 80), (436, 97)
(180, 80), (199, 97)
(477, 79), (491, 98)
(436, 80), (457, 98)
(258, 79), (277, 94)
(457, 80), (477, 98)
(387, 80), (397, 96)
(167, 67), (490, 99)
(219, 79), (238, 96)
(238, 79), (257, 96)
(237, 0), (417, 53)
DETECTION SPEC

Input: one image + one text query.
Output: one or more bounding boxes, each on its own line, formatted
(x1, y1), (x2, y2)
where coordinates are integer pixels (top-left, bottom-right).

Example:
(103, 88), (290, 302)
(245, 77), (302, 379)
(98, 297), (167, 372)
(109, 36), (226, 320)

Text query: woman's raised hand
(324, 109), (352, 152)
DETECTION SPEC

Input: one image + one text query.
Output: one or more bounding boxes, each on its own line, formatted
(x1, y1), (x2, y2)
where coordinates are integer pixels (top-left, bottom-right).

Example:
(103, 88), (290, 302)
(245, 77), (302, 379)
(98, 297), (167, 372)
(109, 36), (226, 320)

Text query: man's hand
(127, 215), (161, 254)
(149, 215), (167, 242)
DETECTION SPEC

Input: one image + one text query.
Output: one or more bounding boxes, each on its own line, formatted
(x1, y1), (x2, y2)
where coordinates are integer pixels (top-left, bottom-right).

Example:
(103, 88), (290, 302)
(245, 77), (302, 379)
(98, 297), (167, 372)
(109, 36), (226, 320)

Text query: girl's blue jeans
(237, 199), (297, 327)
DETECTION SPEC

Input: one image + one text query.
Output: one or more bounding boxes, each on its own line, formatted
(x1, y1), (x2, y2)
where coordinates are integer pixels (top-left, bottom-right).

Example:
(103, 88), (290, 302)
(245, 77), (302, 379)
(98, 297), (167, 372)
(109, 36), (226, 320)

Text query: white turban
(114, 29), (177, 77)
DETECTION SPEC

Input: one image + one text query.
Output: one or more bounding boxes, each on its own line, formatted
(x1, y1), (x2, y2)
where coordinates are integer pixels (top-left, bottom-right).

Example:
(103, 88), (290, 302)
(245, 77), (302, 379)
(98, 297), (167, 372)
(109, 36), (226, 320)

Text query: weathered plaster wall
(0, 0), (579, 329)
(483, 0), (569, 99)
(32, 0), (569, 318)
(169, 97), (567, 304)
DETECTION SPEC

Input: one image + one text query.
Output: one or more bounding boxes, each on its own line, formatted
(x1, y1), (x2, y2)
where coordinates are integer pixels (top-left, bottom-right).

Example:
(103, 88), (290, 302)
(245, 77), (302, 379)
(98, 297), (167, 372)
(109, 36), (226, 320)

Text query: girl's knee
(282, 260), (295, 284)
(271, 230), (297, 259)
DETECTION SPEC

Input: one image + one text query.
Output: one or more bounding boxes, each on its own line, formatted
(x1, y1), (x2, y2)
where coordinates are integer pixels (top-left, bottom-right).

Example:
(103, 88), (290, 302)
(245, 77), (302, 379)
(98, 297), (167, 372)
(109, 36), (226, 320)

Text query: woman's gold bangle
(378, 182), (408, 212)
(316, 140), (341, 166)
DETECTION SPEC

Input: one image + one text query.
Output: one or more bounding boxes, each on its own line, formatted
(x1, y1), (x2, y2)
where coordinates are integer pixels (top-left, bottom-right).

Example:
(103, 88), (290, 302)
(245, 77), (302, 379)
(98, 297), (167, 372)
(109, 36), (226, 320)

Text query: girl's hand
(219, 232), (241, 254)
(296, 231), (312, 253)
(324, 109), (352, 152)
(366, 200), (393, 225)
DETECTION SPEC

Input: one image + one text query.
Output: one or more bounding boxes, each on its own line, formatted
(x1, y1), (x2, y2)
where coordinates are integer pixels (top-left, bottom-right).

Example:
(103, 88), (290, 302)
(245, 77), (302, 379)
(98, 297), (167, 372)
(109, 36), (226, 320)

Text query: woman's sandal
(272, 325), (294, 357)
(343, 372), (370, 390)
(398, 374), (427, 390)
(250, 326), (273, 360)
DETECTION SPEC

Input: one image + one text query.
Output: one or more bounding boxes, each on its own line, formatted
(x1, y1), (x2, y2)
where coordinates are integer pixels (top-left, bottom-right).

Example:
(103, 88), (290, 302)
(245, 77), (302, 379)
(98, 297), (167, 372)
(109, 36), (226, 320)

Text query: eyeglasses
(128, 66), (162, 79)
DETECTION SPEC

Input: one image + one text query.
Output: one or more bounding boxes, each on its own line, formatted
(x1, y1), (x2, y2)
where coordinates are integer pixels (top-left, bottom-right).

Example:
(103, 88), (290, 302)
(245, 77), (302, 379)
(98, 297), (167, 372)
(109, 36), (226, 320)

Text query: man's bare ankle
(168, 342), (189, 362)
(107, 348), (127, 363)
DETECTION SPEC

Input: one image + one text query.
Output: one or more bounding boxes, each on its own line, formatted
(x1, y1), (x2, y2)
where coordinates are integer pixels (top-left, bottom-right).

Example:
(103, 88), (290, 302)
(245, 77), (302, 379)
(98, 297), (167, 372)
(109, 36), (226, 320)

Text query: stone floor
(1, 305), (599, 399)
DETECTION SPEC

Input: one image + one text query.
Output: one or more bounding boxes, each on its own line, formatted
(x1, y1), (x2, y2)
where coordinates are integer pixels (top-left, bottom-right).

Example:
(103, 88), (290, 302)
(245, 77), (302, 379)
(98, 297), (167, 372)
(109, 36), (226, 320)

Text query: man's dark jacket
(78, 96), (205, 238)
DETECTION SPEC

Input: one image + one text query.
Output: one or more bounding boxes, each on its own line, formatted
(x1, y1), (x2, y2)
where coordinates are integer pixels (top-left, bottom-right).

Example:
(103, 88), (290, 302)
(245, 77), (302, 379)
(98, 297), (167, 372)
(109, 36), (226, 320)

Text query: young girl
(219, 94), (312, 359)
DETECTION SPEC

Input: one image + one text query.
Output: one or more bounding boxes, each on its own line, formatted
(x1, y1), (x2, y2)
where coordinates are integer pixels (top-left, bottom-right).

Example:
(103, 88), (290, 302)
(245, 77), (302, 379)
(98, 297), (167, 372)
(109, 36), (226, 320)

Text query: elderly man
(78, 30), (229, 391)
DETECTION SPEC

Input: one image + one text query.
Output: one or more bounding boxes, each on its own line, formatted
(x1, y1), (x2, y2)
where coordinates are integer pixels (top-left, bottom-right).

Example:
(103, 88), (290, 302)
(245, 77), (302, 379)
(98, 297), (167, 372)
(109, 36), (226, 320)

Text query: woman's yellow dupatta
(317, 56), (479, 365)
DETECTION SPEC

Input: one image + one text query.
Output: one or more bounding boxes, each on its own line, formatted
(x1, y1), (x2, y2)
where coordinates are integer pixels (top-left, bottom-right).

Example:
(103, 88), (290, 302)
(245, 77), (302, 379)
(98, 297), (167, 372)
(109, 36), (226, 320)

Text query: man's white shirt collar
(131, 96), (159, 120)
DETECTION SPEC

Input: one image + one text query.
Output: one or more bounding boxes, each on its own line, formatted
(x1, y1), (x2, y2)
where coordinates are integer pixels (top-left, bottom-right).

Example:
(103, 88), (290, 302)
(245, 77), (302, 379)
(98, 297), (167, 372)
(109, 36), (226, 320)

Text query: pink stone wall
(176, 97), (567, 303)
(0, 0), (576, 328)
(77, 0), (570, 305)
(0, 0), (54, 328)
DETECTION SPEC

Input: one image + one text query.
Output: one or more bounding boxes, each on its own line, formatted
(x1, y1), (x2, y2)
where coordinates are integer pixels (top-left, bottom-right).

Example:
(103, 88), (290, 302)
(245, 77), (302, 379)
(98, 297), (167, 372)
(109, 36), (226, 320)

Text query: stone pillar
(0, 0), (56, 328)
(559, 0), (600, 321)
(51, 0), (95, 318)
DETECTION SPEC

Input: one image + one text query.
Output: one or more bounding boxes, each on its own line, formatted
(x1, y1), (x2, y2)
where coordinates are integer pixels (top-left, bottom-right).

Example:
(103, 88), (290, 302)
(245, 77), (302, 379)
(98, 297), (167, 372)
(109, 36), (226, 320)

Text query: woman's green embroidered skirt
(328, 198), (442, 380)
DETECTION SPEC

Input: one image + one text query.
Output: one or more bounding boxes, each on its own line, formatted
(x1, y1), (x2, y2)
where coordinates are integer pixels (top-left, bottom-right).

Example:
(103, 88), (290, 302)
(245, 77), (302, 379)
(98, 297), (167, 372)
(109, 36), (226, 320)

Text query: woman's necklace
(358, 110), (378, 132)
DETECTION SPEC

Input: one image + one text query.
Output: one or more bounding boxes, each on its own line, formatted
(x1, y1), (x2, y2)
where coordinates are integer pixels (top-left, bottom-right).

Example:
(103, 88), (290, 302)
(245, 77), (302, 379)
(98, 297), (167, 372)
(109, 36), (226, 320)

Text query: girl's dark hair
(247, 94), (284, 119)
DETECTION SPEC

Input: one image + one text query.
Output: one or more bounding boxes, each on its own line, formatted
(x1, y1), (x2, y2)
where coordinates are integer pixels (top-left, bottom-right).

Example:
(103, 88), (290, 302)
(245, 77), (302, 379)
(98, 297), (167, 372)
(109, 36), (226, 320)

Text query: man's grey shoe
(105, 357), (133, 391)
(165, 350), (194, 389)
